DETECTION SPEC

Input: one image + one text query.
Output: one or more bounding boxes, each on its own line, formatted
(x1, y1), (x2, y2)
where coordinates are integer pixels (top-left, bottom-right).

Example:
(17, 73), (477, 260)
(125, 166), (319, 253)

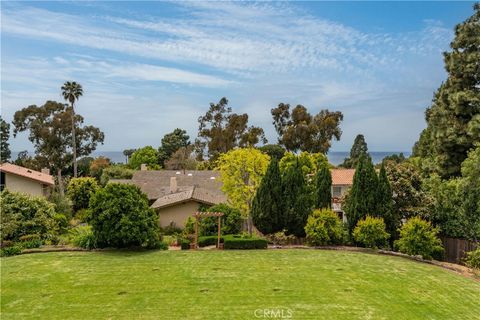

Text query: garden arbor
(192, 211), (224, 249)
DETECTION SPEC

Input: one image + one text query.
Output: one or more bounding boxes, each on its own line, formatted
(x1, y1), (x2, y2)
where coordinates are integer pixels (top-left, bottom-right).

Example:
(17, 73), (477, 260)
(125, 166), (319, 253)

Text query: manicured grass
(1, 250), (479, 319)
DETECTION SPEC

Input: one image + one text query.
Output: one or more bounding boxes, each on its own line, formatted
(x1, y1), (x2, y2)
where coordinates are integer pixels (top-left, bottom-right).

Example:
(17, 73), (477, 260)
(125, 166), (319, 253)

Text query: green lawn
(1, 250), (479, 320)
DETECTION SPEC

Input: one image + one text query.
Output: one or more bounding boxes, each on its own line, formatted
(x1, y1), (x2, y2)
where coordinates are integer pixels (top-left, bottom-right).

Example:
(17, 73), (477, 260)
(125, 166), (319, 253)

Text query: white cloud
(1, 2), (456, 152)
(1, 3), (452, 76)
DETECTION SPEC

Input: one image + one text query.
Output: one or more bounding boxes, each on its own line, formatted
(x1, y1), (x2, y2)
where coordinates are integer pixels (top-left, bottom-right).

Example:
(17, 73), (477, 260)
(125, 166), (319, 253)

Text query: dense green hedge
(67, 177), (99, 212)
(223, 235), (268, 250)
(1, 190), (59, 242)
(198, 235), (224, 247)
(180, 239), (191, 250)
(88, 183), (161, 249)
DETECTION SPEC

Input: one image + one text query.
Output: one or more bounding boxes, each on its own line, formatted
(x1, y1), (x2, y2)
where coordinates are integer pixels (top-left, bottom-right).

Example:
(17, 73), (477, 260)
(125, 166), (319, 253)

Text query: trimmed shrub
(0, 190), (59, 242)
(464, 248), (480, 270)
(88, 183), (160, 249)
(200, 203), (242, 236)
(0, 245), (22, 257)
(183, 217), (195, 236)
(160, 222), (182, 236)
(305, 209), (344, 246)
(265, 230), (296, 246)
(69, 225), (96, 250)
(180, 238), (191, 250)
(353, 216), (390, 249)
(67, 177), (100, 212)
(198, 235), (224, 247)
(19, 234), (42, 249)
(223, 235), (268, 250)
(394, 217), (444, 260)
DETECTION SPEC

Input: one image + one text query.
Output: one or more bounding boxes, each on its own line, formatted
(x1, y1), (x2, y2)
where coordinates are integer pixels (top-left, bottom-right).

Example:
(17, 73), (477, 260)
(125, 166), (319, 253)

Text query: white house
(0, 163), (54, 197)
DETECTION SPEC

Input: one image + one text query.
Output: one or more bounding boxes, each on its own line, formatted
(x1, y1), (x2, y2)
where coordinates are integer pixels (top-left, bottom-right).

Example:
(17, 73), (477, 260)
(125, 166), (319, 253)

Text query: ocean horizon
(11, 151), (411, 166)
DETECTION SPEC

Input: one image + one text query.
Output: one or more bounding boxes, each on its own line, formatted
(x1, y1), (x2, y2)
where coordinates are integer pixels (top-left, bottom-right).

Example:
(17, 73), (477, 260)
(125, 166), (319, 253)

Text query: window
(332, 186), (342, 198)
(0, 172), (5, 192)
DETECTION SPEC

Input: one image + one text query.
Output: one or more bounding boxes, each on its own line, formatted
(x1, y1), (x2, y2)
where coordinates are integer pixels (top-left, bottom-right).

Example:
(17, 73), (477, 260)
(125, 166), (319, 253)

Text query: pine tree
(251, 158), (284, 234)
(0, 117), (11, 162)
(315, 163), (332, 209)
(414, 4), (480, 178)
(376, 163), (397, 246)
(282, 160), (312, 237)
(341, 134), (368, 168)
(344, 154), (378, 233)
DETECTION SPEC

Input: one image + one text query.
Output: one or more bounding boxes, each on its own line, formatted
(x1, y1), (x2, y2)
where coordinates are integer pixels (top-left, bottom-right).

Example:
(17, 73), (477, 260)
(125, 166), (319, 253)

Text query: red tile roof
(331, 169), (355, 185)
(0, 163), (54, 185)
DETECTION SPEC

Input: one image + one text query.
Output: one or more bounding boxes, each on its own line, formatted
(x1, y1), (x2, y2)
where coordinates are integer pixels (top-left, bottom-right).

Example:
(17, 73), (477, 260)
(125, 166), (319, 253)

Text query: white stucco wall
(5, 173), (49, 197)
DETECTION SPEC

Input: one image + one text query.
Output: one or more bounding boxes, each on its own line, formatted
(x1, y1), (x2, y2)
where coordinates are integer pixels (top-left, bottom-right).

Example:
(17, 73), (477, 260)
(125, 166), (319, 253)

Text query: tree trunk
(71, 103), (77, 177)
(247, 215), (253, 236)
(57, 168), (64, 196)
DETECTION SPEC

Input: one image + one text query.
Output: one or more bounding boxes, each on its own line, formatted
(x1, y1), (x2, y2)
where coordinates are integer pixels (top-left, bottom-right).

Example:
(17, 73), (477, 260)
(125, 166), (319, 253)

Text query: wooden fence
(441, 237), (478, 264)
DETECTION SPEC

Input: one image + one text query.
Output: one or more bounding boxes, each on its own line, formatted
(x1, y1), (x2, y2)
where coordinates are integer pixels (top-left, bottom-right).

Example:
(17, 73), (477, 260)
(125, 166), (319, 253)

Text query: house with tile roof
(114, 167), (355, 229)
(0, 163), (54, 197)
(330, 169), (355, 223)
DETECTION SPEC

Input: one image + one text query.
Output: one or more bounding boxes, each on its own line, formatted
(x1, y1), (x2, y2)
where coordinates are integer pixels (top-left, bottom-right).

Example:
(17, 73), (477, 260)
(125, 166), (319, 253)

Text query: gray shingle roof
(113, 170), (224, 201)
(151, 186), (227, 209)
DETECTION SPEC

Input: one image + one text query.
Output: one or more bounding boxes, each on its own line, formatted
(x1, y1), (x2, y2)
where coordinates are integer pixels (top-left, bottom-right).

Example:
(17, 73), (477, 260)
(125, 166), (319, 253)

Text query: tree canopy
(258, 144), (286, 160)
(413, 4), (480, 178)
(340, 134), (368, 168)
(158, 128), (190, 167)
(196, 97), (267, 160)
(164, 145), (197, 172)
(314, 163), (332, 209)
(251, 157), (284, 234)
(271, 103), (343, 153)
(376, 163), (397, 244)
(344, 155), (378, 233)
(12, 101), (104, 193)
(216, 148), (270, 234)
(128, 146), (159, 170)
(279, 151), (328, 178)
(282, 160), (312, 237)
(0, 116), (11, 162)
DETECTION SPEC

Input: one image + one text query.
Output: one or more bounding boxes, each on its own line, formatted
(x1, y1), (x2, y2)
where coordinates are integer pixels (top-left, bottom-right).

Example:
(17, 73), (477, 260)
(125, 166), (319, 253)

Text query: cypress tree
(251, 158), (284, 234)
(282, 160), (311, 237)
(344, 154), (378, 233)
(376, 163), (397, 246)
(341, 134), (368, 168)
(315, 163), (332, 209)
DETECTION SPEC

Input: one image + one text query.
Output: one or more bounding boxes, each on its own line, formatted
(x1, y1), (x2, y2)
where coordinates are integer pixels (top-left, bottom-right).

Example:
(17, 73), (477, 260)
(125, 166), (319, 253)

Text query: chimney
(170, 177), (178, 193)
(41, 168), (50, 175)
(140, 164), (147, 171)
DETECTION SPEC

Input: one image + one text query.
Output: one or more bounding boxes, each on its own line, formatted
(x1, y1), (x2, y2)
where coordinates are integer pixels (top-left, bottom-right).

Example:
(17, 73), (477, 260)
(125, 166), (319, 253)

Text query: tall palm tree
(61, 81), (83, 177)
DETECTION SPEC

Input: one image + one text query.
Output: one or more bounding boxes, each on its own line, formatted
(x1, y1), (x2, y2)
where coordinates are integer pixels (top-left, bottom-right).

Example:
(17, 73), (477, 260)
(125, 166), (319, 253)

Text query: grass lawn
(1, 249), (479, 320)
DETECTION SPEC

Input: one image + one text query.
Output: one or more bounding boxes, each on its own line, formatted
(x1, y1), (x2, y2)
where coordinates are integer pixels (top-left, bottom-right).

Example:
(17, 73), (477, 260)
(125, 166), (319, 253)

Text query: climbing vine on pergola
(192, 211), (224, 249)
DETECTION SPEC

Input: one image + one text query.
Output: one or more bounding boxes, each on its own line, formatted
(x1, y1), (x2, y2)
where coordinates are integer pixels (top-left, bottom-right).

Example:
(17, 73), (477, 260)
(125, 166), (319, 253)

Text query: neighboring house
(115, 167), (355, 228)
(0, 163), (54, 197)
(331, 169), (355, 223)
(112, 169), (227, 228)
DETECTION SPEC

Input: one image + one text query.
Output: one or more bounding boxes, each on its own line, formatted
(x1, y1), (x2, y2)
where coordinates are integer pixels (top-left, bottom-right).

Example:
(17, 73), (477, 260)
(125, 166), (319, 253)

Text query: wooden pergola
(192, 211), (224, 249)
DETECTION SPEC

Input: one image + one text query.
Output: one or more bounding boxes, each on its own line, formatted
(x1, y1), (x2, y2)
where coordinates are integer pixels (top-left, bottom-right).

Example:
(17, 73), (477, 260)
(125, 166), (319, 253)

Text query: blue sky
(1, 1), (476, 152)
